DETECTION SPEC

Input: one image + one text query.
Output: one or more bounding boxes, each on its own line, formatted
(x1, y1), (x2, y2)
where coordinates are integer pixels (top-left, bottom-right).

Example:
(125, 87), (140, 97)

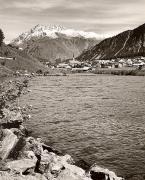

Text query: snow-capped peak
(32, 24), (65, 32)
(11, 24), (103, 45)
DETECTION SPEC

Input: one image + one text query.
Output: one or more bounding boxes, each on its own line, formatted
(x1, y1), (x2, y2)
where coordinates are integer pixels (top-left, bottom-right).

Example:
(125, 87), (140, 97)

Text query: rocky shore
(0, 77), (124, 180)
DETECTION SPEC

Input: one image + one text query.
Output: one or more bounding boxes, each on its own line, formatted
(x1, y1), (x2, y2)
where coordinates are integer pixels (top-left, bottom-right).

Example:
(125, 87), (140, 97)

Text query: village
(45, 56), (145, 72)
(1, 54), (145, 77)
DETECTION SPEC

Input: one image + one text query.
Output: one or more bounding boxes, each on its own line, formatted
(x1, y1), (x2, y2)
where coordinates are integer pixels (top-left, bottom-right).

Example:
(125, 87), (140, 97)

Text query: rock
(40, 152), (63, 176)
(41, 151), (82, 178)
(60, 154), (74, 165)
(6, 158), (37, 174)
(25, 137), (43, 156)
(19, 125), (29, 136)
(47, 154), (74, 176)
(30, 173), (48, 180)
(0, 172), (13, 180)
(0, 171), (47, 180)
(0, 161), (9, 171)
(0, 129), (18, 160)
(49, 162), (64, 177)
(43, 152), (73, 166)
(64, 164), (85, 177)
(10, 128), (21, 136)
(56, 168), (91, 180)
(41, 150), (54, 164)
(89, 164), (124, 180)
(40, 152), (74, 177)
(2, 108), (23, 128)
(25, 150), (37, 160)
(4, 108), (23, 122)
(8, 137), (26, 159)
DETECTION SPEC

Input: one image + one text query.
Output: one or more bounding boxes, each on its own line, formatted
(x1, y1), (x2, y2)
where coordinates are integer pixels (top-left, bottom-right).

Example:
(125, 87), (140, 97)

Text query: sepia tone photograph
(0, 0), (145, 179)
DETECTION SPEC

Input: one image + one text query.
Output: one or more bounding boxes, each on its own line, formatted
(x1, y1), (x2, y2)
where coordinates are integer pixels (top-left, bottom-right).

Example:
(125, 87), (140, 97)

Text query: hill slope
(77, 23), (145, 61)
(11, 25), (102, 63)
(0, 44), (46, 72)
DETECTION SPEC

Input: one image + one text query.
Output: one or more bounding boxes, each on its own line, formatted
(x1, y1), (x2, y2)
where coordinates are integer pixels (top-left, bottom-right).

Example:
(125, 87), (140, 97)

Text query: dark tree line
(0, 29), (5, 46)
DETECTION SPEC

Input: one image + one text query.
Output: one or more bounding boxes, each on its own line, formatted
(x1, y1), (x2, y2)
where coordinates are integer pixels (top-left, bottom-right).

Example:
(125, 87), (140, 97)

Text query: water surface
(20, 74), (145, 178)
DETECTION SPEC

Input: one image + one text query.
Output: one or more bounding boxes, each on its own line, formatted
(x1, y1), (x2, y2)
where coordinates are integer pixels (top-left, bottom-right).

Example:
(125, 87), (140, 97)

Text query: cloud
(0, 0), (145, 42)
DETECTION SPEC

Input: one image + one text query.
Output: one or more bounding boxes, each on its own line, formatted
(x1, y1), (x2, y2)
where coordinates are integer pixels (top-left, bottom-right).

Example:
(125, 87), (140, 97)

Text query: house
(133, 62), (145, 67)
(69, 59), (81, 68)
(126, 59), (133, 66)
(83, 66), (91, 71)
(57, 63), (70, 68)
(140, 56), (145, 60)
(117, 60), (126, 68)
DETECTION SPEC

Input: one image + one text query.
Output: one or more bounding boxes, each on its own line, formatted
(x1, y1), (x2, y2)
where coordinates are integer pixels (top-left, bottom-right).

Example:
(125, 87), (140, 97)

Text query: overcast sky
(0, 0), (145, 42)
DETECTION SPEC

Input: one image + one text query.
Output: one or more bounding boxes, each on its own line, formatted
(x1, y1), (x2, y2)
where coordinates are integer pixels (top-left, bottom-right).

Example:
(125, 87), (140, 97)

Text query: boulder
(6, 158), (37, 174)
(56, 168), (91, 180)
(89, 164), (124, 180)
(64, 164), (85, 177)
(41, 150), (54, 164)
(49, 162), (64, 177)
(41, 152), (73, 165)
(40, 152), (63, 176)
(0, 129), (18, 160)
(60, 154), (74, 165)
(19, 125), (29, 136)
(25, 137), (43, 155)
(41, 151), (82, 178)
(24, 150), (37, 160)
(2, 108), (23, 128)
(0, 171), (47, 180)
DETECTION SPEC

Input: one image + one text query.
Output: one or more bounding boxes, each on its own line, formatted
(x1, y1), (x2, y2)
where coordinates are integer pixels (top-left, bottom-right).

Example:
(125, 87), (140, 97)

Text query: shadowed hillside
(22, 37), (98, 63)
(77, 23), (145, 61)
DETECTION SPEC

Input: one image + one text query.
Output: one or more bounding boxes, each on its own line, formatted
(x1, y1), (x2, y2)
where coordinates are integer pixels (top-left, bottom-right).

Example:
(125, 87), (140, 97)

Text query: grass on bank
(92, 67), (145, 76)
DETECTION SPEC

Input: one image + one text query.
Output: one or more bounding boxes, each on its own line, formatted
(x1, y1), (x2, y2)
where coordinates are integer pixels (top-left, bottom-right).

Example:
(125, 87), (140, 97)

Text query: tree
(0, 29), (5, 46)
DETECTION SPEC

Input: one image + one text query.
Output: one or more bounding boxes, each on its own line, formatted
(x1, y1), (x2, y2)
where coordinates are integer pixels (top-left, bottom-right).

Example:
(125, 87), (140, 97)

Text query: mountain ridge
(10, 25), (103, 63)
(11, 24), (103, 45)
(77, 23), (145, 61)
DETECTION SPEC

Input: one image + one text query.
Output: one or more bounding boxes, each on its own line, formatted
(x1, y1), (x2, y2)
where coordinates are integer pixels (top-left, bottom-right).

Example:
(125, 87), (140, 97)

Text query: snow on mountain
(11, 24), (103, 45)
(10, 24), (103, 63)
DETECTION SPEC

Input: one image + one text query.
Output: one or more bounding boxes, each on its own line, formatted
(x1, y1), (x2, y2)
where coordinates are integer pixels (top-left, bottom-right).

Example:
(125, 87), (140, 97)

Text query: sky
(0, 0), (145, 43)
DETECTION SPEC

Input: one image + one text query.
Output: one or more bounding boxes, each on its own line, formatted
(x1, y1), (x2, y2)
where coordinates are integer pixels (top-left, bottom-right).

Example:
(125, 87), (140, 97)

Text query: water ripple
(20, 74), (145, 178)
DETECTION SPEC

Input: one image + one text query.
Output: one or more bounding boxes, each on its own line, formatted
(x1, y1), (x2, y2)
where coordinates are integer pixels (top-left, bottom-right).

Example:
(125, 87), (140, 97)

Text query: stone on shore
(89, 164), (124, 180)
(1, 108), (23, 128)
(43, 151), (88, 179)
(0, 171), (47, 180)
(55, 168), (91, 180)
(0, 129), (18, 160)
(6, 158), (37, 174)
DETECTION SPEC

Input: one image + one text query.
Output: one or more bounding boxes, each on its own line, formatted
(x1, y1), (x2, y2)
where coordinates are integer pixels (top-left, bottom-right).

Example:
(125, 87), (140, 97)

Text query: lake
(19, 74), (145, 179)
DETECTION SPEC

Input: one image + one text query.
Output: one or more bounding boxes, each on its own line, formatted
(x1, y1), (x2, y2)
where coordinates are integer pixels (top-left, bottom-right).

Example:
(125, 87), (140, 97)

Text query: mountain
(11, 25), (102, 63)
(77, 23), (145, 61)
(0, 43), (46, 73)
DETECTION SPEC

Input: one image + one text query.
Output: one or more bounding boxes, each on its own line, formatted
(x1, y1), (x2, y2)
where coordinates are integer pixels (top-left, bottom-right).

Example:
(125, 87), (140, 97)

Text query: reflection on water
(19, 74), (145, 178)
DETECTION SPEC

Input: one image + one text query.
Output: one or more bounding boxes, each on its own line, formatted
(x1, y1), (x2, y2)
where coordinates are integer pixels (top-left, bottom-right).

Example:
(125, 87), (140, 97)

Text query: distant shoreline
(91, 68), (145, 76)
